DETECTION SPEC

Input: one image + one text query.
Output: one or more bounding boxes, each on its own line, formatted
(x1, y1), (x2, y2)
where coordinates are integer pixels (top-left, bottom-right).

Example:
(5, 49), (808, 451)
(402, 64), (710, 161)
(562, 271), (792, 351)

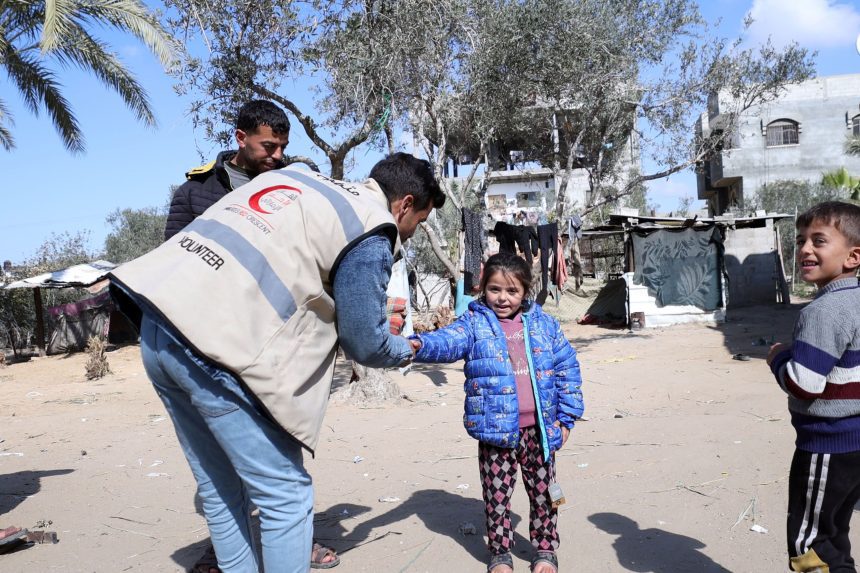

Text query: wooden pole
(33, 287), (46, 356)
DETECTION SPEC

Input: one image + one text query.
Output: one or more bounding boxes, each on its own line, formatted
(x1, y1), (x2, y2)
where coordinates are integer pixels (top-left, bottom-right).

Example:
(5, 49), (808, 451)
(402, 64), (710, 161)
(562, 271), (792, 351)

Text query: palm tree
(821, 167), (860, 201)
(847, 136), (860, 158)
(0, 0), (176, 153)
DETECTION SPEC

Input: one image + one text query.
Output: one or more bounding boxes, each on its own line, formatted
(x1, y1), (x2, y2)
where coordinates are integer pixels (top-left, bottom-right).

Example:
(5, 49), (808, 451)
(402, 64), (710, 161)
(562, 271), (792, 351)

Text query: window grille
(766, 120), (799, 147)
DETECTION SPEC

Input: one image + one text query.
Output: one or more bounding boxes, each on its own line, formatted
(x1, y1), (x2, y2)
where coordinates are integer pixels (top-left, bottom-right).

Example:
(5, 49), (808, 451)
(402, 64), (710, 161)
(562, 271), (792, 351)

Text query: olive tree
(464, 0), (815, 220)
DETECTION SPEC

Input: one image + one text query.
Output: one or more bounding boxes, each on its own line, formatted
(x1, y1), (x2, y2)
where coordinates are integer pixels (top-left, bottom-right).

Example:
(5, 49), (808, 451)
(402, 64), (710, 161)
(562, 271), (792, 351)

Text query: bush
(84, 336), (110, 379)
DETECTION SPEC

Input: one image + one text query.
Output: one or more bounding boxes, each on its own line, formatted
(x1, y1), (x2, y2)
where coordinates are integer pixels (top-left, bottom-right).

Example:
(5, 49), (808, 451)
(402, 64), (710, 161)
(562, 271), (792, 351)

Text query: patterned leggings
(478, 425), (559, 555)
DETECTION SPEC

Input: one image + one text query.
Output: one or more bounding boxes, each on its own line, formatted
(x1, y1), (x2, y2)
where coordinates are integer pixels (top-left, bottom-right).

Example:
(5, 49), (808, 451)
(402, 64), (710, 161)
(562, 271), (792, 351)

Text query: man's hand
(767, 342), (789, 366)
(409, 338), (422, 355)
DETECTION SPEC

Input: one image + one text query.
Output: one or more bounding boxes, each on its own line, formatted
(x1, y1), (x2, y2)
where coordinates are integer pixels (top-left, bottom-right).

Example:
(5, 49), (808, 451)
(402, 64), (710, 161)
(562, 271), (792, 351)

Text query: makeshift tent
(2, 260), (135, 355)
(47, 292), (112, 354)
(631, 226), (724, 312)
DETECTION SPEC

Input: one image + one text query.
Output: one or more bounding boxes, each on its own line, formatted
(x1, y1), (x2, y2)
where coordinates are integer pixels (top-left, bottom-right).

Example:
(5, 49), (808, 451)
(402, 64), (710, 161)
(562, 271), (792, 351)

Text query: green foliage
(164, 0), (814, 275)
(0, 0), (176, 152)
(0, 287), (34, 357)
(752, 179), (851, 284)
(821, 167), (860, 201)
(104, 206), (168, 263)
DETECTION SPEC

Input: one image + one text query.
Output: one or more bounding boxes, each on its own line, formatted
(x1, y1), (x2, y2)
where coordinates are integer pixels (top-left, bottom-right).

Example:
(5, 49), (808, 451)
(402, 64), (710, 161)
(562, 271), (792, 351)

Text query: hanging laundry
(536, 222), (558, 301)
(462, 208), (484, 293)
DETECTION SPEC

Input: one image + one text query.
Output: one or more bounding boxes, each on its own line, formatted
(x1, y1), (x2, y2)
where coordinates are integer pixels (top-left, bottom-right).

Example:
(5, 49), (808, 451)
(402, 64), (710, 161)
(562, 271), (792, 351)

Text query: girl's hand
(409, 338), (422, 354)
(554, 421), (570, 446)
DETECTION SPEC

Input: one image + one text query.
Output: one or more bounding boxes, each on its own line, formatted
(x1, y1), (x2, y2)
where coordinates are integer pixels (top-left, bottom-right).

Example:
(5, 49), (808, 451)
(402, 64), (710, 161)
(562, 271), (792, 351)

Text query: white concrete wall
(722, 226), (780, 307)
(624, 272), (726, 328)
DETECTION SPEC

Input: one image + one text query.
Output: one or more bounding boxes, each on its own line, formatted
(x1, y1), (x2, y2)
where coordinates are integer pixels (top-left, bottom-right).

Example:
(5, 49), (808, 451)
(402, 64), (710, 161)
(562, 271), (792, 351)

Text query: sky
(2, 0), (860, 263)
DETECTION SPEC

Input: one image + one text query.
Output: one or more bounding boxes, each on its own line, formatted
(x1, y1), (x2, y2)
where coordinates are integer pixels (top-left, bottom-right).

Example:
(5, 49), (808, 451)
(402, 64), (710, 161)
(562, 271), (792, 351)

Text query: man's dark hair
(369, 153), (445, 211)
(236, 100), (290, 136)
(797, 201), (860, 247)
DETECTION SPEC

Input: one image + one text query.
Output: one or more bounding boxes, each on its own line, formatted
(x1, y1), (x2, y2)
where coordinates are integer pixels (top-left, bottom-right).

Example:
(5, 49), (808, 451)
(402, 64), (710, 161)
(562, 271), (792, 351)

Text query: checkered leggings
(478, 425), (559, 555)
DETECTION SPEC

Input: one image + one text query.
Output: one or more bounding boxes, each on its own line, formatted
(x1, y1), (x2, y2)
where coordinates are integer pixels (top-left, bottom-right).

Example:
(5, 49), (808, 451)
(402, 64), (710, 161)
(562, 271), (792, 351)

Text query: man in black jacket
(164, 100), (291, 241)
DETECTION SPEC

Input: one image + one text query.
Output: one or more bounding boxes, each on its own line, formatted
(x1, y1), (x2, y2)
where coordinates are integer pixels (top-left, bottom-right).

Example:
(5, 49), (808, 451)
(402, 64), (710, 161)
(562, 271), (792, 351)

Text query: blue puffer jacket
(413, 299), (584, 459)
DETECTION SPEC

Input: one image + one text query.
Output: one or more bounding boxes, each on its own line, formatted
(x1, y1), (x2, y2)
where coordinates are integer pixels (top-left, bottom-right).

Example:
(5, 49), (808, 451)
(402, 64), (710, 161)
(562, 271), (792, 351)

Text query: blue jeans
(140, 314), (313, 573)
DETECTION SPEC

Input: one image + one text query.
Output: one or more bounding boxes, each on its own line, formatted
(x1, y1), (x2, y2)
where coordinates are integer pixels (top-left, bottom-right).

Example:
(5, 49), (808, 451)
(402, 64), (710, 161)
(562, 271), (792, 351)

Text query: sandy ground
(0, 300), (838, 572)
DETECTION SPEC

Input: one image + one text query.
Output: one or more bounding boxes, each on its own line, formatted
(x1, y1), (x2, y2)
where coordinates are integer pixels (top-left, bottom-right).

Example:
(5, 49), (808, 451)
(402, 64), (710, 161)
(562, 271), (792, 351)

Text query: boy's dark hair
(479, 252), (533, 296)
(236, 100), (290, 136)
(797, 201), (860, 247)
(369, 152), (446, 211)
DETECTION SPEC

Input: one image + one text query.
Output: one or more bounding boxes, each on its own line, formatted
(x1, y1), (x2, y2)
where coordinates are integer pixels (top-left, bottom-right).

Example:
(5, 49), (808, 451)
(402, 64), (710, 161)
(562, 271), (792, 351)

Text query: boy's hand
(554, 421), (570, 446)
(767, 342), (789, 365)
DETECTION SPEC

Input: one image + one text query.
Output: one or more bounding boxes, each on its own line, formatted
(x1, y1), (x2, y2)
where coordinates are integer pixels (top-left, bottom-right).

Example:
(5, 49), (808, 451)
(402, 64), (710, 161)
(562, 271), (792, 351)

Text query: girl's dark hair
(479, 252), (533, 295)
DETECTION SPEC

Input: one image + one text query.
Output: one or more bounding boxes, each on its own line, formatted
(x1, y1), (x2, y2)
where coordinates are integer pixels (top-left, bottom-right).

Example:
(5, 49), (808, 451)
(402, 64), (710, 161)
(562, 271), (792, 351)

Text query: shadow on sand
(589, 512), (730, 572)
(0, 469), (74, 514)
(171, 489), (532, 569)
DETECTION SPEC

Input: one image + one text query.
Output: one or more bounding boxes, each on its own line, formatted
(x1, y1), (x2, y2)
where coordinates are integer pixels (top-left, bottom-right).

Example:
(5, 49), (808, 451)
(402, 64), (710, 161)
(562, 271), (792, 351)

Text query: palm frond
(54, 24), (155, 126)
(0, 97), (17, 150)
(77, 0), (177, 67)
(846, 136), (860, 157)
(40, 0), (78, 53)
(3, 48), (84, 152)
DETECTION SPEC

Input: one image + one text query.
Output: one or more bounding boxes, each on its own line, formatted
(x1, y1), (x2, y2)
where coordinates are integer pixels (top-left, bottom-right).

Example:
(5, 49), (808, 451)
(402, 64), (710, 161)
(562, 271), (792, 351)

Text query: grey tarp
(631, 226), (724, 311)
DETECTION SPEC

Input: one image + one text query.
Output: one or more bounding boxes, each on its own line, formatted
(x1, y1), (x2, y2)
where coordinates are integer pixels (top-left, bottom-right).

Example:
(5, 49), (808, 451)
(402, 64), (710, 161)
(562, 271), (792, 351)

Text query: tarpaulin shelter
(3, 260), (121, 355)
(581, 213), (791, 328)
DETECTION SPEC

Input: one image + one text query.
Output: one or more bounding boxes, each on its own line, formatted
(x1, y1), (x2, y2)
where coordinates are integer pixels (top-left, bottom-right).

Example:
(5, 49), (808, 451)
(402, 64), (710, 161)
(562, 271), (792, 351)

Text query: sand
(0, 301), (835, 572)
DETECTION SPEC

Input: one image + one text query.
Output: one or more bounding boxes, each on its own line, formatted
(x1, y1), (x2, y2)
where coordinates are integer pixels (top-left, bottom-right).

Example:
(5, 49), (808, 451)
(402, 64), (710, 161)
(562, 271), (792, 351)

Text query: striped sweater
(771, 277), (860, 453)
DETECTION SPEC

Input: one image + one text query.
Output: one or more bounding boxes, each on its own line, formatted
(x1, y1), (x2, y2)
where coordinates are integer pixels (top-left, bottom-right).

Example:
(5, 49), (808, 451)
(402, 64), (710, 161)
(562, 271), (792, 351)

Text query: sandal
(189, 544), (219, 573)
(488, 552), (514, 572)
(0, 527), (29, 555)
(530, 550), (558, 573)
(310, 541), (340, 569)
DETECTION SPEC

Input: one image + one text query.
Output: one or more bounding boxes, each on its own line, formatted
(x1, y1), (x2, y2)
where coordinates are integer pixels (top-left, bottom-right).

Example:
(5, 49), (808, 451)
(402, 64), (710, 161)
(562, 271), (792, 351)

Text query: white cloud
(745, 0), (860, 49)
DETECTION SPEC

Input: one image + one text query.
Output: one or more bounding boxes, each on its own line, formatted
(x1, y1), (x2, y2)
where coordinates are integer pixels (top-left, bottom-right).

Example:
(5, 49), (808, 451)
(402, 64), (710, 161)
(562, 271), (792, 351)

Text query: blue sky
(2, 0), (859, 262)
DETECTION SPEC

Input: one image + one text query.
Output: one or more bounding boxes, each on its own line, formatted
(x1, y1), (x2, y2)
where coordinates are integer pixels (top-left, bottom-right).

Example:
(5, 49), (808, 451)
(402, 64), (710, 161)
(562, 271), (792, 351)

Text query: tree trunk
(342, 363), (401, 404)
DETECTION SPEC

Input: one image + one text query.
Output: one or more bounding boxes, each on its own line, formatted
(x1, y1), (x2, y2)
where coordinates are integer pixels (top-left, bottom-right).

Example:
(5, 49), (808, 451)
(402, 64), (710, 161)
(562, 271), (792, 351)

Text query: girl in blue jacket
(410, 252), (584, 573)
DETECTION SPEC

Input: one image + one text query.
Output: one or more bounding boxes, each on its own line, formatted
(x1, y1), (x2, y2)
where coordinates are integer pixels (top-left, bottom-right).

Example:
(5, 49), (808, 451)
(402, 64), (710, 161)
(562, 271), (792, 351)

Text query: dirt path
(0, 302), (832, 572)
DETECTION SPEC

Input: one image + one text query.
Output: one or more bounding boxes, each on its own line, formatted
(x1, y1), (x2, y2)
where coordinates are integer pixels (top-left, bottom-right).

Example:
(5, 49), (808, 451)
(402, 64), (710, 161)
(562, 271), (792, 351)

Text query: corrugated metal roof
(4, 260), (116, 289)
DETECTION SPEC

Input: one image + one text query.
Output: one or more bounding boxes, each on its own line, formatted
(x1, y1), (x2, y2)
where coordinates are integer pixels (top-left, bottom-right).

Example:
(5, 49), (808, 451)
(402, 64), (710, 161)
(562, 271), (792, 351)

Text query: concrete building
(478, 128), (641, 222)
(697, 73), (860, 214)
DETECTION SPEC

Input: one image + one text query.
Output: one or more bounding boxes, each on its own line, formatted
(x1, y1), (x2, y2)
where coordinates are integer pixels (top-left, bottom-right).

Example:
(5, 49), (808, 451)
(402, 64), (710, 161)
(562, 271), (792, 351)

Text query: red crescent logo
(248, 184), (303, 214)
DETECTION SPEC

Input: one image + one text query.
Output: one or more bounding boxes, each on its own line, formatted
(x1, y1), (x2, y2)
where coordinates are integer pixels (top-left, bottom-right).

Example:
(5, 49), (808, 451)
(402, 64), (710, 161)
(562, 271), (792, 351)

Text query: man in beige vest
(110, 153), (444, 573)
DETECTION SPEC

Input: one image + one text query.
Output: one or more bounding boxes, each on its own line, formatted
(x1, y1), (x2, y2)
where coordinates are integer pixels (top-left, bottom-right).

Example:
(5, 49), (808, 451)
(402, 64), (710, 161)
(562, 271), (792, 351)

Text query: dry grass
(84, 336), (110, 380)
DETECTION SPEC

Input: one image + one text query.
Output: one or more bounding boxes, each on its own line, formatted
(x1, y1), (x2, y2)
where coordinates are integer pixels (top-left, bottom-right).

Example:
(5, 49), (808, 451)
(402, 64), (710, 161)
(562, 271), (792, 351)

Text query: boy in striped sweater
(768, 201), (860, 573)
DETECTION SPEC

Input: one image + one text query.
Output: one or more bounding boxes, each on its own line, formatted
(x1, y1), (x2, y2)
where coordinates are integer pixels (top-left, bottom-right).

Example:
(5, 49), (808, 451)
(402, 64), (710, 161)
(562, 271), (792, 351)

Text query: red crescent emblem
(248, 185), (303, 214)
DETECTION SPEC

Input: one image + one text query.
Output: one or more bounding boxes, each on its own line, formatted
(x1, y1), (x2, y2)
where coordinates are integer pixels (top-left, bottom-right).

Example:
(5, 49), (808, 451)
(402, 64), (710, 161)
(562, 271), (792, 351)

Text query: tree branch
(420, 222), (458, 279)
(251, 84), (334, 156)
(284, 154), (321, 172)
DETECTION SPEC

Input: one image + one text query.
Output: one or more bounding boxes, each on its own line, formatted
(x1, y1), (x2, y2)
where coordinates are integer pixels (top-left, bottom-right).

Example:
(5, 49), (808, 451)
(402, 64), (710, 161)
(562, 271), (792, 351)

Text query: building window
(853, 114), (860, 136)
(487, 194), (507, 210)
(766, 119), (799, 147)
(516, 191), (538, 208)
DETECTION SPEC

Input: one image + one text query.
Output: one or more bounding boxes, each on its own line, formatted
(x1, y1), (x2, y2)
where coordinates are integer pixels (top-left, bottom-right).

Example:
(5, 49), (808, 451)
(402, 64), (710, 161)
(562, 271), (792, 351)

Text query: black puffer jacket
(163, 150), (236, 241)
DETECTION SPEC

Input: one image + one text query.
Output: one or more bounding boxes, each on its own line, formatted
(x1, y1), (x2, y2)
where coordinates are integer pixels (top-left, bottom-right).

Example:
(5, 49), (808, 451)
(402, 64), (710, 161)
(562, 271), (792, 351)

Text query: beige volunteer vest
(111, 167), (399, 451)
